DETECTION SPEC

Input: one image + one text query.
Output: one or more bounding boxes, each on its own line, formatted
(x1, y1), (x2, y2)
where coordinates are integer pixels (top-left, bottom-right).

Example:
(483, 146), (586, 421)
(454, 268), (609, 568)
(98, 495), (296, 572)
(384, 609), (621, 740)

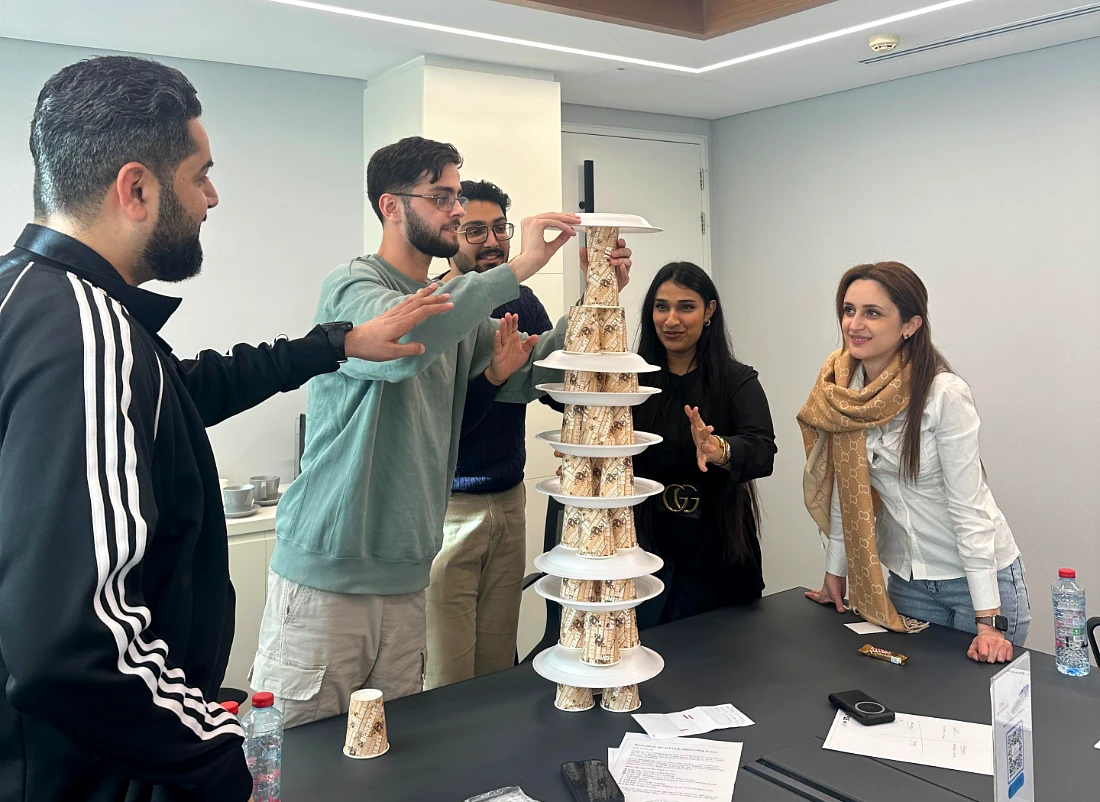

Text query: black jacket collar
(14, 224), (182, 335)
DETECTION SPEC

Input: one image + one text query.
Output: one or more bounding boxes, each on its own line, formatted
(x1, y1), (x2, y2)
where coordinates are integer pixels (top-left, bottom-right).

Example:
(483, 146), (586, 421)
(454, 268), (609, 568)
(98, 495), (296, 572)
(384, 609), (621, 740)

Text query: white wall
(711, 38), (1100, 652)
(0, 37), (366, 484)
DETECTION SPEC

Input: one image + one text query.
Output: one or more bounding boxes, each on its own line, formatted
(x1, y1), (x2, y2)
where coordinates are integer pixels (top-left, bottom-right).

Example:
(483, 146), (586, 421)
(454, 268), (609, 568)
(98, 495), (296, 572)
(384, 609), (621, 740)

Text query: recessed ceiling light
(264, 0), (982, 74)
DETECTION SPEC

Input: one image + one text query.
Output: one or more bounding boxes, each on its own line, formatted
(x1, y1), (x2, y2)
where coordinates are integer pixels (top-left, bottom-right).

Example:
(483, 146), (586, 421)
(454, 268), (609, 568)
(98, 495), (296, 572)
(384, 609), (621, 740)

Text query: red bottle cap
(1058, 568), (1076, 579)
(252, 691), (275, 709)
(221, 701), (239, 715)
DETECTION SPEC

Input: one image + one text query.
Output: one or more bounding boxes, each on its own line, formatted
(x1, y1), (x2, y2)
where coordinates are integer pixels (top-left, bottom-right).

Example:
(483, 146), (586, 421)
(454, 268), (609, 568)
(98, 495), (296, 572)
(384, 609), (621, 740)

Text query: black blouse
(632, 362), (776, 629)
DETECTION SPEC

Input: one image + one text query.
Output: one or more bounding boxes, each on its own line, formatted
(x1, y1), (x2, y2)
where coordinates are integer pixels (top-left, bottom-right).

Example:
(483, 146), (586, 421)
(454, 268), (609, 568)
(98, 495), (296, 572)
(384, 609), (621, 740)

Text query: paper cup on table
(343, 689), (390, 759)
(560, 606), (586, 648)
(555, 684), (595, 712)
(599, 372), (639, 394)
(576, 508), (613, 558)
(601, 684), (641, 712)
(598, 307), (628, 353)
(581, 612), (619, 666)
(610, 507), (637, 550)
(598, 456), (634, 498)
(564, 369), (600, 394)
(564, 306), (603, 353)
(614, 608), (640, 650)
(561, 404), (586, 445)
(600, 578), (636, 603)
(560, 455), (596, 497)
(582, 227), (620, 307)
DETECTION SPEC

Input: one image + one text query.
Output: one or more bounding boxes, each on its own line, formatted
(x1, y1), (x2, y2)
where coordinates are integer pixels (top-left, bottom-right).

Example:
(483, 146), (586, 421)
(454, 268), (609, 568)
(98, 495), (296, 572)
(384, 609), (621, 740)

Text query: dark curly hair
(459, 180), (511, 214)
(31, 56), (202, 221)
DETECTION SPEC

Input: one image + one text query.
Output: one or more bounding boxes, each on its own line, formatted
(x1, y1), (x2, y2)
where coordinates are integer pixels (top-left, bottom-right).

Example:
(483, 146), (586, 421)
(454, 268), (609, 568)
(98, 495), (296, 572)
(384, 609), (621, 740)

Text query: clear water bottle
(1052, 568), (1090, 677)
(243, 691), (283, 802)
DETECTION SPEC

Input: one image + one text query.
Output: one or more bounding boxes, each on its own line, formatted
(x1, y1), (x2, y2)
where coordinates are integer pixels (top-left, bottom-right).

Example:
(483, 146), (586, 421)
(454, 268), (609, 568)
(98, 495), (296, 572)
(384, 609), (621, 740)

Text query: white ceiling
(2, 0), (1097, 119)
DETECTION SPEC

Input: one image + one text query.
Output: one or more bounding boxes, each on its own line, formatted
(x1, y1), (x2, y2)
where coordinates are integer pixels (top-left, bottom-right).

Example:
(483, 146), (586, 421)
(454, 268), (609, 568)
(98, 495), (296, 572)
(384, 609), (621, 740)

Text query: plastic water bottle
(243, 691), (283, 802)
(1052, 568), (1090, 677)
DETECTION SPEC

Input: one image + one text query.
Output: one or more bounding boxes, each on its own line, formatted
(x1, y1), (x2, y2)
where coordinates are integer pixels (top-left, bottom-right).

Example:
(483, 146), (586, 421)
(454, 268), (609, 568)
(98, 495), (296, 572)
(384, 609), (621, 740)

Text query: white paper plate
(534, 545), (664, 581)
(575, 213), (663, 234)
(534, 574), (664, 612)
(536, 384), (661, 407)
(536, 430), (663, 458)
(535, 477), (663, 509)
(535, 350), (659, 373)
(533, 644), (664, 688)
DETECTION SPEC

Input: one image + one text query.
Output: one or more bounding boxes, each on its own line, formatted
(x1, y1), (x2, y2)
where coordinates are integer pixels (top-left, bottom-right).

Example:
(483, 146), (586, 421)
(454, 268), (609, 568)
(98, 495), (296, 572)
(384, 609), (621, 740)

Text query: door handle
(579, 159), (594, 212)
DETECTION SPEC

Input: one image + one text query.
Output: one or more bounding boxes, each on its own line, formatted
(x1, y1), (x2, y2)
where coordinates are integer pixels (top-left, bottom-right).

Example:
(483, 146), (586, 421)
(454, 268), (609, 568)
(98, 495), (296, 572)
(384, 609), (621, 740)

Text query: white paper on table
(1094, 739), (1099, 750)
(845, 622), (888, 634)
(609, 735), (742, 801)
(608, 747), (620, 767)
(823, 710), (993, 775)
(631, 703), (754, 739)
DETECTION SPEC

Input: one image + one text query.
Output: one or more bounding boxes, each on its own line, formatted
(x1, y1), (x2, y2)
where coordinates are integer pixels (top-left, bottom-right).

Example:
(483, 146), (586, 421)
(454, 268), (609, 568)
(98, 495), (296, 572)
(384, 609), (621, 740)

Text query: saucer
(257, 493), (281, 507)
(225, 503), (260, 519)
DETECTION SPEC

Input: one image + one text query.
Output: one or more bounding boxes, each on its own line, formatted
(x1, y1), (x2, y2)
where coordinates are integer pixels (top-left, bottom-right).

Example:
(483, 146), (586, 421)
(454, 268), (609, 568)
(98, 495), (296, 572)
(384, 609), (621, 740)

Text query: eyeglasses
(391, 193), (468, 212)
(460, 223), (515, 244)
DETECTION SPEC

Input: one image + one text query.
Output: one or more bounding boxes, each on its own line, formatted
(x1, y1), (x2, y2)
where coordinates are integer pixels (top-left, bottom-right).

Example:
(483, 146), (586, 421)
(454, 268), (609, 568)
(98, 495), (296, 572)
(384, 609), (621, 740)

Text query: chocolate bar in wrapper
(598, 307), (628, 353)
(581, 611), (619, 666)
(564, 306), (602, 353)
(561, 404), (586, 445)
(859, 644), (908, 665)
(564, 370), (599, 394)
(599, 372), (639, 393)
(598, 456), (634, 498)
(560, 454), (596, 497)
(560, 578), (597, 602)
(582, 226), (620, 307)
(559, 606), (586, 648)
(576, 508), (613, 557)
(610, 507), (637, 549)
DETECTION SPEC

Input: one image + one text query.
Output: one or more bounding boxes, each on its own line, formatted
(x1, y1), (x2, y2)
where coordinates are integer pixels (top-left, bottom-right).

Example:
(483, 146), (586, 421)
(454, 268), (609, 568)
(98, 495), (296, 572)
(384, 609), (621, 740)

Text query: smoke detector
(868, 34), (901, 53)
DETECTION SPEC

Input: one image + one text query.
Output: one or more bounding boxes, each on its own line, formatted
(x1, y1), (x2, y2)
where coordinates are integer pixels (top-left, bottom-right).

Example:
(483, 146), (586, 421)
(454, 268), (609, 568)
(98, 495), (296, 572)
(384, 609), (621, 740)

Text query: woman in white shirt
(798, 261), (1029, 664)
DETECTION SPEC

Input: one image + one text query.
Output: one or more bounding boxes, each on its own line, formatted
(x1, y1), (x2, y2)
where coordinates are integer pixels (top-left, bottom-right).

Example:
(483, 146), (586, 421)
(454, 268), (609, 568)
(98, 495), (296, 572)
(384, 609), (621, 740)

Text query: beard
(141, 185), (204, 283)
(453, 245), (508, 274)
(405, 204), (459, 259)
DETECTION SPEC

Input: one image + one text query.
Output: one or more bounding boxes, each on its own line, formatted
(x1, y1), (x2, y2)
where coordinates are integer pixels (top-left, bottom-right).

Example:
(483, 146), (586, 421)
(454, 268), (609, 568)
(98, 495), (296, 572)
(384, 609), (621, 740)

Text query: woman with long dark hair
(798, 262), (1029, 663)
(631, 262), (776, 629)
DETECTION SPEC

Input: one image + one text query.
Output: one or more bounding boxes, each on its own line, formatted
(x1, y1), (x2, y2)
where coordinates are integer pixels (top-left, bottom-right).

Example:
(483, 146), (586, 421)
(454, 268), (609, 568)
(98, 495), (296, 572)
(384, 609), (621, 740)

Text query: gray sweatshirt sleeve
(322, 262), (521, 383)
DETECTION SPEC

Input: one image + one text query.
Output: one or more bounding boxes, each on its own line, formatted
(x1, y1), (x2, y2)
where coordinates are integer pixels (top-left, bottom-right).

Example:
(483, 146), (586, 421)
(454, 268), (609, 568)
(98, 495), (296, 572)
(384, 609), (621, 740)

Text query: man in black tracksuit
(0, 57), (450, 801)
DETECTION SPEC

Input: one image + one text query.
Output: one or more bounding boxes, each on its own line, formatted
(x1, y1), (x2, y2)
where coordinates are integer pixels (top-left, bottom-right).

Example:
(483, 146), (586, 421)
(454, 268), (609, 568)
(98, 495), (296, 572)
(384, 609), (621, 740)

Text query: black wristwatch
(975, 615), (1008, 632)
(320, 321), (353, 363)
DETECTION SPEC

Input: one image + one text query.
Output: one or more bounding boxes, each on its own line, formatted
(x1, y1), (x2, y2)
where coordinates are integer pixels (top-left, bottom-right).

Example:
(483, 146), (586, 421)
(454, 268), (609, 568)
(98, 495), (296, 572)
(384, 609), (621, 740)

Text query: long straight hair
(635, 261), (761, 563)
(836, 262), (951, 482)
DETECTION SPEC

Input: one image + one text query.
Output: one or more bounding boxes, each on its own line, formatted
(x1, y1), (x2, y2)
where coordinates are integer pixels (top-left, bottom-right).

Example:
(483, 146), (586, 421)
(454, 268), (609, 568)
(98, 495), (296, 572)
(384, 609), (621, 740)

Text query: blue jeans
(887, 558), (1031, 645)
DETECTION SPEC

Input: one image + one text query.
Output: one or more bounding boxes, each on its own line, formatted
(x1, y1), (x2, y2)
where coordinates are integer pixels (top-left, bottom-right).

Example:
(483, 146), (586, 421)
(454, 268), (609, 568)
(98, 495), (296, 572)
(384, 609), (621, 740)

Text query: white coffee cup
(222, 484), (254, 513)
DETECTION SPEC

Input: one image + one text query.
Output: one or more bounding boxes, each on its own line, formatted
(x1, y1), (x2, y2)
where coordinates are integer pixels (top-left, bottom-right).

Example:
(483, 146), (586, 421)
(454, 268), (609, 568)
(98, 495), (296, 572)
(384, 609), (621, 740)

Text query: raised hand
(685, 405), (723, 472)
(508, 213), (581, 282)
(344, 284), (452, 362)
(485, 313), (540, 385)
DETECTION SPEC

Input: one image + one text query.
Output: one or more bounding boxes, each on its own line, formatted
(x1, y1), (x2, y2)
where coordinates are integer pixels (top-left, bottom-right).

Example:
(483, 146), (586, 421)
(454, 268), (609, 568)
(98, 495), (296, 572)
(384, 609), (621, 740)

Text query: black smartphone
(561, 759), (626, 802)
(828, 689), (895, 725)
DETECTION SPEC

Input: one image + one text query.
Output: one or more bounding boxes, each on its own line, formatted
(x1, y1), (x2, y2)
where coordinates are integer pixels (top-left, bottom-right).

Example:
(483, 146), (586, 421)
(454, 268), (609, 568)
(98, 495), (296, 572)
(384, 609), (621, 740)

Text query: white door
(561, 130), (709, 347)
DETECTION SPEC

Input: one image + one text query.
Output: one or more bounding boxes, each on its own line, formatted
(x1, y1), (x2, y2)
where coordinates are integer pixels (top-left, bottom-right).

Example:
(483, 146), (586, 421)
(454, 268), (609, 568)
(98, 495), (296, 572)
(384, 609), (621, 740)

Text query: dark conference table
(281, 588), (1100, 801)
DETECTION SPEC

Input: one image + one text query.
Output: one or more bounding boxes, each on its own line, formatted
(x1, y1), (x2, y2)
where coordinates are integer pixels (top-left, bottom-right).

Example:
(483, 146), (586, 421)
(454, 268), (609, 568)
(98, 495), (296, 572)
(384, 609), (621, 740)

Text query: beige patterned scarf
(797, 349), (928, 634)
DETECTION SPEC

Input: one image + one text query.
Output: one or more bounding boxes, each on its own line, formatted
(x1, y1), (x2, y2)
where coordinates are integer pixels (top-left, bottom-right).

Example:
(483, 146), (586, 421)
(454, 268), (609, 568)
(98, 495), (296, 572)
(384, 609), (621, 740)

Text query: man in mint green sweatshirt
(250, 137), (631, 727)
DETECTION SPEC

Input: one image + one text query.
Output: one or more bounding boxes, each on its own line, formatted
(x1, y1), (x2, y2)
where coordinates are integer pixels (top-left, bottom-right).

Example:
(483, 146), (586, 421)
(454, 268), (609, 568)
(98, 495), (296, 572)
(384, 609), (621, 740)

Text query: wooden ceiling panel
(493, 0), (840, 39)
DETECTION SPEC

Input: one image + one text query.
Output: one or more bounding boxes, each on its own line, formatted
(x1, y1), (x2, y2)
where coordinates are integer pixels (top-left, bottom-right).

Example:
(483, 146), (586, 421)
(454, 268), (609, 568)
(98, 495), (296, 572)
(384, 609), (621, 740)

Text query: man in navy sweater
(425, 179), (554, 688)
